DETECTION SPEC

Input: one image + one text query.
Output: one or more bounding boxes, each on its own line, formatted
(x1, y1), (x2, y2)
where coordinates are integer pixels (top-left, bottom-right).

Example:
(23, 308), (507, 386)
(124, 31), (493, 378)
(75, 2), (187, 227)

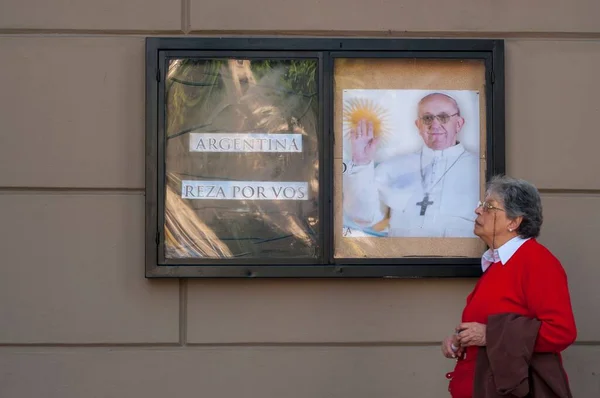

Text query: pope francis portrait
(343, 91), (480, 238)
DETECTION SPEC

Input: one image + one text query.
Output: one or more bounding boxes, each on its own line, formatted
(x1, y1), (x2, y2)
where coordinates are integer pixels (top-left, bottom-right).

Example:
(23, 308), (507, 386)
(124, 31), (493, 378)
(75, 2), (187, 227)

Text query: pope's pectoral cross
(416, 193), (434, 216)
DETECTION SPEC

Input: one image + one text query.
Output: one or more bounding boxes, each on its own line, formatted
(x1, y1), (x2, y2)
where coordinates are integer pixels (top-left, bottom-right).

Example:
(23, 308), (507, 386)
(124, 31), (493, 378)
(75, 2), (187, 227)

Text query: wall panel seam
(180, 279), (188, 345)
(539, 189), (600, 195)
(182, 0), (191, 34)
(2, 341), (596, 348)
(2, 30), (600, 39)
(0, 188), (144, 194)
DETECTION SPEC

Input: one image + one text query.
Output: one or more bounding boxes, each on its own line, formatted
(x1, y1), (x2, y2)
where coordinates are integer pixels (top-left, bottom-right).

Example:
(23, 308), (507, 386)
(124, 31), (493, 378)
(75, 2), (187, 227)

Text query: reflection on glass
(164, 58), (319, 259)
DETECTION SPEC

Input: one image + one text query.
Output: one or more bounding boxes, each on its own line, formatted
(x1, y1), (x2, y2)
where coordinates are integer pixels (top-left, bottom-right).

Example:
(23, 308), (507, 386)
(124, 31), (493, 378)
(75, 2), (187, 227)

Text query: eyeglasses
(477, 201), (505, 213)
(419, 113), (459, 126)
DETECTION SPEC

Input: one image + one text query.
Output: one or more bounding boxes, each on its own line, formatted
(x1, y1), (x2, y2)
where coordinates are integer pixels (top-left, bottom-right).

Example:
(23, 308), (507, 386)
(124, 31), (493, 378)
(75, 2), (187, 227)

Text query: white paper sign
(182, 180), (309, 200)
(189, 133), (303, 153)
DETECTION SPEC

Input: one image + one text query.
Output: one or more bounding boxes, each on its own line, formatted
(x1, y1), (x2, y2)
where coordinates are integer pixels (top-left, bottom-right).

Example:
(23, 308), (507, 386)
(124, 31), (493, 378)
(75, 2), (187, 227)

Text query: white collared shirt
(481, 236), (531, 272)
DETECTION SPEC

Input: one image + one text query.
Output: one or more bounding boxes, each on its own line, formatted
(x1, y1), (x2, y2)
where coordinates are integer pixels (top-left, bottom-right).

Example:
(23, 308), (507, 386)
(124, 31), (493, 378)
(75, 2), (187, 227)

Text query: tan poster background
(334, 58), (488, 259)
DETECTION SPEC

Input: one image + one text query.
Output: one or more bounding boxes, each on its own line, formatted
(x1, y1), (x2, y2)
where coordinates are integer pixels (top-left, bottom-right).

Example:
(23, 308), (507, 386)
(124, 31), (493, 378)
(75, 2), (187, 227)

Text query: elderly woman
(442, 175), (577, 398)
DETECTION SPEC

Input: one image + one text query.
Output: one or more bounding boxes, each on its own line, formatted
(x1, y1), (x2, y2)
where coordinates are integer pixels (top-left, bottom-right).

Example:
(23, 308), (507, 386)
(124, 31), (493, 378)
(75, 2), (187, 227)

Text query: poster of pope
(342, 89), (481, 239)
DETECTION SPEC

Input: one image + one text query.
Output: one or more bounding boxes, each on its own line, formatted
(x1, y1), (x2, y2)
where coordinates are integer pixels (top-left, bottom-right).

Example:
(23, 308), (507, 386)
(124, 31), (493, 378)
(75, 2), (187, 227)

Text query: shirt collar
(422, 142), (465, 159)
(481, 236), (530, 272)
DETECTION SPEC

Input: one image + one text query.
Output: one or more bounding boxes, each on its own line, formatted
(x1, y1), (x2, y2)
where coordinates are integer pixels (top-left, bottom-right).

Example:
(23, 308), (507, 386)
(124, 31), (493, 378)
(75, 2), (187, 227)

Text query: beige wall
(1, 1), (599, 397)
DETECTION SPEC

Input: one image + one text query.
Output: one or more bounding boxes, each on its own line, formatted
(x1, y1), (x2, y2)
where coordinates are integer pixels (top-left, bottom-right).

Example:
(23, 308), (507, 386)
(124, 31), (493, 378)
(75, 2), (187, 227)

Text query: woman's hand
(456, 322), (487, 347)
(441, 334), (463, 359)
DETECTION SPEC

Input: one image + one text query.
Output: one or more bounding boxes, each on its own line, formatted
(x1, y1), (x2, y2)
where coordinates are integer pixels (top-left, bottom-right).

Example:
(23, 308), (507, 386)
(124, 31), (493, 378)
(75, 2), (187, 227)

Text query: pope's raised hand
(350, 119), (379, 165)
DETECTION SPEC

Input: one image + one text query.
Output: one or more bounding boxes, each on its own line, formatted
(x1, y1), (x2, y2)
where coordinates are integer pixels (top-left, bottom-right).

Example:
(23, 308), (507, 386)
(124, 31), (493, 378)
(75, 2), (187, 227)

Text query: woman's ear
(508, 216), (523, 232)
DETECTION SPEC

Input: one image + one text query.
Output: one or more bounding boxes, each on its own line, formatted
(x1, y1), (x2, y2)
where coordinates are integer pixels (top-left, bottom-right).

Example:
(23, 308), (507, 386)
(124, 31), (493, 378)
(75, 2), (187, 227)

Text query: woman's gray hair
(485, 175), (543, 238)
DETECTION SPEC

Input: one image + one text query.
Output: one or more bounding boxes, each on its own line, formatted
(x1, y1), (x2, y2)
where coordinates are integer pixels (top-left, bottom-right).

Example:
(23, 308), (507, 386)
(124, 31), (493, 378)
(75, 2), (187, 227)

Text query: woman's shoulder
(518, 238), (565, 273)
(521, 238), (556, 256)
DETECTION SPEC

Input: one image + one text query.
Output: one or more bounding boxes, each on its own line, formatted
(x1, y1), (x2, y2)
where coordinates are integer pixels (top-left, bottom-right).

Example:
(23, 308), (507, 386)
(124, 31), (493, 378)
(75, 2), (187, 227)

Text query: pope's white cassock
(343, 143), (479, 238)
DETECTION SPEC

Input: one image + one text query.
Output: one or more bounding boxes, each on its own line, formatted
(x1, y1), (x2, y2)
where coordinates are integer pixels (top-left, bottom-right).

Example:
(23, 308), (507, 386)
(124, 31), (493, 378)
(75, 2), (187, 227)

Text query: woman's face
(473, 194), (513, 246)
